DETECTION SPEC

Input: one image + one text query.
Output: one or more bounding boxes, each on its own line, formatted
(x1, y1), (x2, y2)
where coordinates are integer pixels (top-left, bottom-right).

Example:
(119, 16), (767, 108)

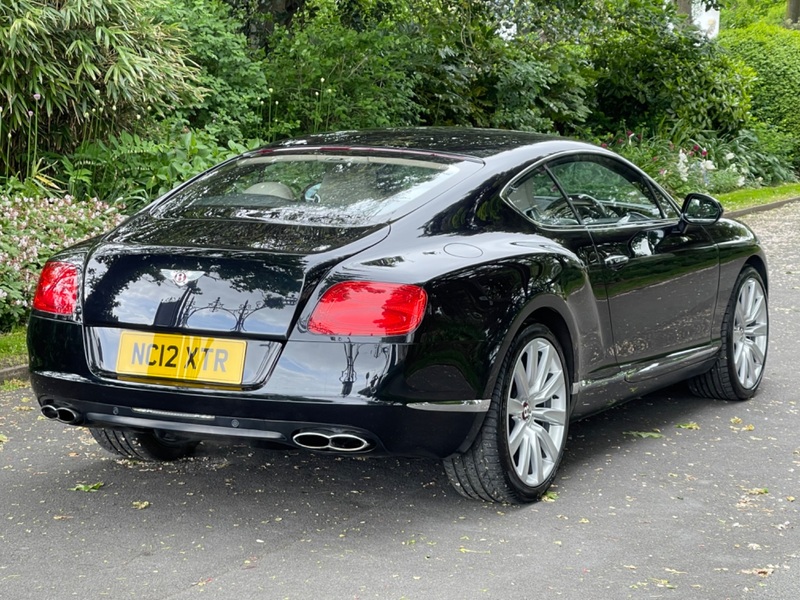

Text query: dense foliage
(151, 0), (268, 143)
(720, 23), (800, 167)
(721, 0), (787, 28)
(0, 0), (200, 183)
(589, 0), (752, 136)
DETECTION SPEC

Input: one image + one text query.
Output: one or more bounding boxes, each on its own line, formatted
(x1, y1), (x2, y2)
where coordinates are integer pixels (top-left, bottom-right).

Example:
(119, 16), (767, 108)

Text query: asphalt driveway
(1, 202), (798, 599)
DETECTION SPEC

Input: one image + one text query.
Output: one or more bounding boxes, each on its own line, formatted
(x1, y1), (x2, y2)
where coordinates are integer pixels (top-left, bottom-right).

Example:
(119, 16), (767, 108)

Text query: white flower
(677, 150), (689, 182)
(701, 160), (716, 171)
(724, 152), (735, 161)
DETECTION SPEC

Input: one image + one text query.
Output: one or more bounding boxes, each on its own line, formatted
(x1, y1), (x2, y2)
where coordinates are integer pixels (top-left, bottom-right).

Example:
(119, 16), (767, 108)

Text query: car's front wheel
(90, 428), (199, 461)
(444, 324), (570, 503)
(690, 265), (768, 400)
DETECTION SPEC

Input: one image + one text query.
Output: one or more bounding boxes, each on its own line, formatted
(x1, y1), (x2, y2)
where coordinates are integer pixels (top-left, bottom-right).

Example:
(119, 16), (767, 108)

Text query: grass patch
(1, 378), (27, 391)
(0, 327), (27, 369)
(717, 182), (800, 212)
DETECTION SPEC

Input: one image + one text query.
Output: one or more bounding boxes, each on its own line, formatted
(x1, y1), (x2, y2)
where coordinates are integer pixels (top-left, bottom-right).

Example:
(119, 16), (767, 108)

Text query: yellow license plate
(116, 332), (246, 385)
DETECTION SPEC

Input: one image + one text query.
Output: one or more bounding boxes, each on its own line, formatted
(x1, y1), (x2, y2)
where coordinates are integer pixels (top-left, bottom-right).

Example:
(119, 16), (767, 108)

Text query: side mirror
(678, 192), (723, 233)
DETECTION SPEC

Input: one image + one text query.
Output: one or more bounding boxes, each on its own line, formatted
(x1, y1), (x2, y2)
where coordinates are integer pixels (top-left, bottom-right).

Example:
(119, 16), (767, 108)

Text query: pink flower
(601, 142), (608, 148)
(33, 93), (41, 101)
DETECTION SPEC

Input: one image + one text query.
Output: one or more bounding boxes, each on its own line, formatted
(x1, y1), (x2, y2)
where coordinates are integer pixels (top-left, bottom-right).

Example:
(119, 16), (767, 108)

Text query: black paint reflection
(83, 251), (306, 336)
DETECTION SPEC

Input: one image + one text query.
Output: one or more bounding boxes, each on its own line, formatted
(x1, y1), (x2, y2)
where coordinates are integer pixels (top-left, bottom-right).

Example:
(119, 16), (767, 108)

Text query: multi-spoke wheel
(444, 324), (570, 503)
(690, 266), (768, 400)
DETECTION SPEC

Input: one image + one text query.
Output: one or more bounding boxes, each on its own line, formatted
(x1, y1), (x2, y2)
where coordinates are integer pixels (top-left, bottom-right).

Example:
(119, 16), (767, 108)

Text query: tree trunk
(676, 0), (693, 16)
(789, 0), (800, 24)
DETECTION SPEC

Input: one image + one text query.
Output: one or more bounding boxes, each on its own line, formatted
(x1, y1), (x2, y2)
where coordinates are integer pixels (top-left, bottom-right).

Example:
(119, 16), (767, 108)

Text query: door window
(547, 156), (667, 224)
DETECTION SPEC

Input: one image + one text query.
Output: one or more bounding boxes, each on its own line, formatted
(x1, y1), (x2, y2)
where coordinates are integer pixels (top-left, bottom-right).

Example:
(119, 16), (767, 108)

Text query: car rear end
(28, 146), (487, 458)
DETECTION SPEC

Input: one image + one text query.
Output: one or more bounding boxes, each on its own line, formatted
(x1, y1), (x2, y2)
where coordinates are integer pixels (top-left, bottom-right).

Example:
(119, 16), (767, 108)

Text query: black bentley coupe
(28, 128), (768, 503)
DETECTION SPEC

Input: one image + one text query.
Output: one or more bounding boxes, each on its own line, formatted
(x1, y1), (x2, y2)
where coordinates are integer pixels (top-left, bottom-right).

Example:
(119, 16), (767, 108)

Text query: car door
(503, 162), (619, 384)
(545, 154), (720, 374)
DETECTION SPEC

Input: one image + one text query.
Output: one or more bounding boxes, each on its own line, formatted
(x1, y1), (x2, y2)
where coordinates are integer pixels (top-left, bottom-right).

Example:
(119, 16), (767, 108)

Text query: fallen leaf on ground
(741, 567), (774, 577)
(71, 482), (104, 492)
(624, 430), (663, 439)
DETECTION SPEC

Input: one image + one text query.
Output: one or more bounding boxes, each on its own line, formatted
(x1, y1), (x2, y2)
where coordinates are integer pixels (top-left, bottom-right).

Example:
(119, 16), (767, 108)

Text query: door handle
(604, 254), (629, 269)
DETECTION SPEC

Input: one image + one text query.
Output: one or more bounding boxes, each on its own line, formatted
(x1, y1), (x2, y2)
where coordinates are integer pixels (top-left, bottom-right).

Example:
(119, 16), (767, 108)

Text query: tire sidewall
(724, 267), (768, 399)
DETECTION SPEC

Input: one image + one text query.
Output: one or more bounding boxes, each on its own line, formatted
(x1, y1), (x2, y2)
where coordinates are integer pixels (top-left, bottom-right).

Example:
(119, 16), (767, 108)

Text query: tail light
(32, 261), (79, 315)
(308, 281), (427, 336)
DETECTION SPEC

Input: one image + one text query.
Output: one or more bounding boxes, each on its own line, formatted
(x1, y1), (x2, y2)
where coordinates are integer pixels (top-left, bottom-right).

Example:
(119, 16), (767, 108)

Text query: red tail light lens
(32, 261), (79, 315)
(308, 281), (427, 336)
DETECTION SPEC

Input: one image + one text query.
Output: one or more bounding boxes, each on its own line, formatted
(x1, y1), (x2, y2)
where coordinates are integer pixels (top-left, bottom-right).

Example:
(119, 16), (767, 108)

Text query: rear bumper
(28, 315), (489, 458)
(31, 371), (485, 458)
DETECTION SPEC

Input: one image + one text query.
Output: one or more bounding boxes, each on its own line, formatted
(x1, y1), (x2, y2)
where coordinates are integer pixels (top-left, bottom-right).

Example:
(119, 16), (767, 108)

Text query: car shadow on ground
(15, 381), (736, 516)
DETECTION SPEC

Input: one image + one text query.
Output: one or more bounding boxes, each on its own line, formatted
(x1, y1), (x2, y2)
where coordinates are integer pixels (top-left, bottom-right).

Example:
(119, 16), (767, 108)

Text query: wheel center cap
(521, 402), (532, 421)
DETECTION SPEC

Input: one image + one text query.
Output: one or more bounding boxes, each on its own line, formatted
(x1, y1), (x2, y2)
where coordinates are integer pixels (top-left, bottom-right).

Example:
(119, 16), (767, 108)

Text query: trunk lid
(82, 215), (389, 337)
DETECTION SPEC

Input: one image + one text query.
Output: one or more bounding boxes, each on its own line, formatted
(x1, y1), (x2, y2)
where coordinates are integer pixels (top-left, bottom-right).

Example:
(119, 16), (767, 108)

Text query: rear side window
(154, 153), (468, 226)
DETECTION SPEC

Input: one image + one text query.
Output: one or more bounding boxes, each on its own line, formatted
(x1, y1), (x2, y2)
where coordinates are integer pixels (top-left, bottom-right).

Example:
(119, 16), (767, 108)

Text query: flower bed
(0, 195), (125, 330)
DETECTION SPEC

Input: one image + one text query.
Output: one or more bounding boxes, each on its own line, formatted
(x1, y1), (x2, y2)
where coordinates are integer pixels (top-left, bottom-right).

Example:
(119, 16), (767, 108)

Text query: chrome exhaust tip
(41, 404), (83, 425)
(41, 405), (59, 420)
(292, 430), (373, 452)
(56, 407), (82, 425)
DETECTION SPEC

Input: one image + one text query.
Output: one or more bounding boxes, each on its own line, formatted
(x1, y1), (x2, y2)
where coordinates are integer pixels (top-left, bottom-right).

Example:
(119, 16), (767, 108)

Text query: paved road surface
(2, 203), (798, 599)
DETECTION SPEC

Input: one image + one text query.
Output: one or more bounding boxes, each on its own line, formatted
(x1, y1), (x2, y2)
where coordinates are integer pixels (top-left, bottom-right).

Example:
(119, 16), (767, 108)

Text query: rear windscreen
(154, 153), (471, 226)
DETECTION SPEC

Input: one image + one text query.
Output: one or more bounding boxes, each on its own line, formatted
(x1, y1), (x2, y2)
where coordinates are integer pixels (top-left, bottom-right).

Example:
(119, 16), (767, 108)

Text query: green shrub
(721, 0), (786, 29)
(589, 1), (753, 136)
(64, 121), (263, 211)
(0, 0), (200, 179)
(260, 0), (422, 138)
(720, 24), (800, 167)
(0, 195), (125, 330)
(150, 0), (268, 143)
(608, 126), (796, 198)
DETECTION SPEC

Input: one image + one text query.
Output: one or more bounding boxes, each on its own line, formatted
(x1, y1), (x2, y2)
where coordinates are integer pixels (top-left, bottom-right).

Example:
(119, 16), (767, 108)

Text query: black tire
(444, 324), (571, 504)
(90, 428), (198, 461)
(689, 266), (768, 400)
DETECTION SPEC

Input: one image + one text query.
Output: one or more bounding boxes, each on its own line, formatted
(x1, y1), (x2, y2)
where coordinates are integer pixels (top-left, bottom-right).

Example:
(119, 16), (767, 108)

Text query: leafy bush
(259, 0), (594, 136)
(720, 24), (800, 167)
(0, 0), (200, 179)
(260, 0), (422, 138)
(0, 195), (125, 331)
(589, 1), (753, 136)
(608, 127), (796, 198)
(150, 0), (268, 143)
(64, 122), (263, 211)
(721, 0), (786, 29)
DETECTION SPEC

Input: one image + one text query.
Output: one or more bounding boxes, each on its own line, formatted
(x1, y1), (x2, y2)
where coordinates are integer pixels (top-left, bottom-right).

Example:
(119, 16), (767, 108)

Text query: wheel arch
(744, 254), (768, 294)
(482, 295), (579, 401)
